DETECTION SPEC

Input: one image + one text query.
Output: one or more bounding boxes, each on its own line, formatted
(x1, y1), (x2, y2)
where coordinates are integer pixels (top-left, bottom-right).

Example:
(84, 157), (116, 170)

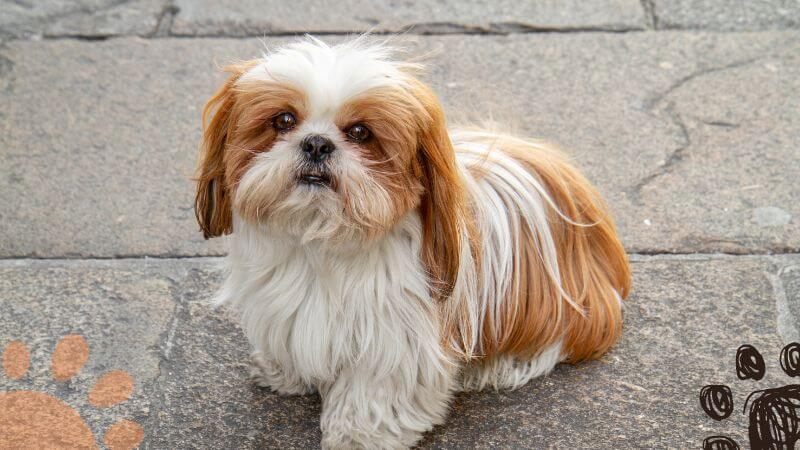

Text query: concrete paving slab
(171, 0), (647, 36)
(0, 33), (798, 257)
(1, 256), (798, 448)
(0, 0), (167, 39)
(653, 0), (800, 31)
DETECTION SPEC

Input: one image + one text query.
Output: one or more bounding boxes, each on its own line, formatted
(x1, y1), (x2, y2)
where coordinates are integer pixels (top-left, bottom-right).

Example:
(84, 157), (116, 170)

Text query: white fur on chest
(216, 214), (443, 387)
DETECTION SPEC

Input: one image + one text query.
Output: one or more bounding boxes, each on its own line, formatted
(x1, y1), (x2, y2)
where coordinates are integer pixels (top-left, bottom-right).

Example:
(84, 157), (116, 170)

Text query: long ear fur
(194, 62), (254, 238)
(409, 80), (474, 300)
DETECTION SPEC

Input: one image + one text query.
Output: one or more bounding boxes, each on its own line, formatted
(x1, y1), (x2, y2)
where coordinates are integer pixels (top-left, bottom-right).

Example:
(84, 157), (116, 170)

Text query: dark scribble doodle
(736, 344), (766, 381)
(699, 342), (800, 450)
(700, 385), (734, 420)
(745, 385), (800, 450)
(780, 343), (800, 378)
(703, 435), (740, 450)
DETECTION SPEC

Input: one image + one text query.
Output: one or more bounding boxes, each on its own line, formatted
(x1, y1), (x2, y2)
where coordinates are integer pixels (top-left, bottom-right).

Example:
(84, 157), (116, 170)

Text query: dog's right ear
(194, 62), (254, 239)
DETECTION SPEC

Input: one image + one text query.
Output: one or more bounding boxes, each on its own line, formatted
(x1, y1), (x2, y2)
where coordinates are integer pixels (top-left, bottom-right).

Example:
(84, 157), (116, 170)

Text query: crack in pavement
(151, 1), (179, 38)
(629, 102), (690, 202)
(396, 21), (645, 35)
(627, 57), (765, 203)
(141, 270), (193, 448)
(639, 0), (657, 29)
(698, 119), (739, 129)
(643, 57), (763, 111)
(0, 43), (15, 95)
(6, 24), (653, 43)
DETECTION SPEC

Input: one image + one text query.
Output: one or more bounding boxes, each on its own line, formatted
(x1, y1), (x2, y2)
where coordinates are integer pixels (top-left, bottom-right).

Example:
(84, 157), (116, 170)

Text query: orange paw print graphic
(0, 335), (144, 449)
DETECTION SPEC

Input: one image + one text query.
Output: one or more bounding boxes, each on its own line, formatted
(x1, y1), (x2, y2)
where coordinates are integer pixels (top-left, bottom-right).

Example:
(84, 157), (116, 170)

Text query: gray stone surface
(2, 255), (799, 448)
(171, 0), (647, 36)
(0, 36), (222, 258)
(0, 0), (167, 39)
(1, 33), (798, 257)
(653, 0), (800, 31)
(2, 0), (797, 39)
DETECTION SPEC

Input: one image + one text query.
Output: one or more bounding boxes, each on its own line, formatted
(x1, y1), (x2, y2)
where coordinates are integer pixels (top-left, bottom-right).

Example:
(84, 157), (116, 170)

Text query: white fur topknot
(241, 37), (417, 117)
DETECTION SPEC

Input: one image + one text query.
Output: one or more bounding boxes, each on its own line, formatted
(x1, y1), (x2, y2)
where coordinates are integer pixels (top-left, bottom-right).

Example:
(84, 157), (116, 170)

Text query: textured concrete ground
(1, 1), (799, 449)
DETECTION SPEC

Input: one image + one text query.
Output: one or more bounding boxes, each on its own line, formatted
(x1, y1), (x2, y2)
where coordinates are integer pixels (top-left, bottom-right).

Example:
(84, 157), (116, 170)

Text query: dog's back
(449, 129), (630, 389)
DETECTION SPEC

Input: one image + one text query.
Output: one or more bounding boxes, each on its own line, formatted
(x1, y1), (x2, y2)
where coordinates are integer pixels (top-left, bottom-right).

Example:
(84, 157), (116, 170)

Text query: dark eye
(273, 112), (296, 131)
(346, 124), (371, 142)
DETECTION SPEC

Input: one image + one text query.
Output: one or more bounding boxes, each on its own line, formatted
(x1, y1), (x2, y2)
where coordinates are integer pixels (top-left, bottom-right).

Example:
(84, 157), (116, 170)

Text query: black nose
(301, 135), (335, 162)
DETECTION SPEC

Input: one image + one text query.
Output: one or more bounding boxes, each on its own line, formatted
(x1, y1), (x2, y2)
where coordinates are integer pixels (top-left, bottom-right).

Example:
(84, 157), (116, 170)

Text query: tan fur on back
(463, 133), (630, 363)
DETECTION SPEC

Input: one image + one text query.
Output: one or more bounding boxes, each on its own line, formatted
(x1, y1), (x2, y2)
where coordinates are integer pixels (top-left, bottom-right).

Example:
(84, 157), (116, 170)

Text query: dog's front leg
(250, 351), (316, 396)
(319, 348), (455, 449)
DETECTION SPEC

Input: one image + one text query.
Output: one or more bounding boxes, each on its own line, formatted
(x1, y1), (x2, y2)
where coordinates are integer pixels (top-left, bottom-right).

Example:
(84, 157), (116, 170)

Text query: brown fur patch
(194, 61), (307, 238)
(405, 80), (477, 300)
(334, 90), (428, 235)
(469, 134), (630, 363)
(226, 81), (307, 187)
(336, 81), (480, 300)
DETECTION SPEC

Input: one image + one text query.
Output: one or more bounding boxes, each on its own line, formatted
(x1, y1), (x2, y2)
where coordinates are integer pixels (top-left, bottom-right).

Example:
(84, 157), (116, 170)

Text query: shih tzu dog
(195, 37), (630, 449)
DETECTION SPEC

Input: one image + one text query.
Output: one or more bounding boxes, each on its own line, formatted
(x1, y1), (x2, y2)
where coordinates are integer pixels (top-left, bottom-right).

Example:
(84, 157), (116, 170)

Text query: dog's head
(195, 37), (466, 291)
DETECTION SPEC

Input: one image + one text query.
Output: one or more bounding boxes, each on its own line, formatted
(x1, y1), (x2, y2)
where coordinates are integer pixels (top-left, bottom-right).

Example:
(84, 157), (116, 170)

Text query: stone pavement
(1, 1), (799, 449)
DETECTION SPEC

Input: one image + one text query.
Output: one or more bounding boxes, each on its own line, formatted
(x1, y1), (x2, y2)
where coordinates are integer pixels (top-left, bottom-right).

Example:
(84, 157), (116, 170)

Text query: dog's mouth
(298, 171), (332, 187)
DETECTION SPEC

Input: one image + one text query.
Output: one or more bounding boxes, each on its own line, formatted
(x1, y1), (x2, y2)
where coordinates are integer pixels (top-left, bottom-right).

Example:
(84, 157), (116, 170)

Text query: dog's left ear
(194, 62), (254, 239)
(410, 80), (470, 299)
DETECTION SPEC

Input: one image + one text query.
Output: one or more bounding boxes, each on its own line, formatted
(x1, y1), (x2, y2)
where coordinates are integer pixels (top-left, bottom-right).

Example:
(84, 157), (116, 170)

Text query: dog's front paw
(321, 424), (418, 450)
(321, 402), (432, 450)
(320, 432), (365, 450)
(250, 352), (315, 396)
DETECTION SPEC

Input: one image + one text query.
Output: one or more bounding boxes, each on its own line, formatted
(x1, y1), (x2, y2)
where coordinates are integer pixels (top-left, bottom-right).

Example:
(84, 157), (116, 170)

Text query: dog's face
(195, 38), (467, 291)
